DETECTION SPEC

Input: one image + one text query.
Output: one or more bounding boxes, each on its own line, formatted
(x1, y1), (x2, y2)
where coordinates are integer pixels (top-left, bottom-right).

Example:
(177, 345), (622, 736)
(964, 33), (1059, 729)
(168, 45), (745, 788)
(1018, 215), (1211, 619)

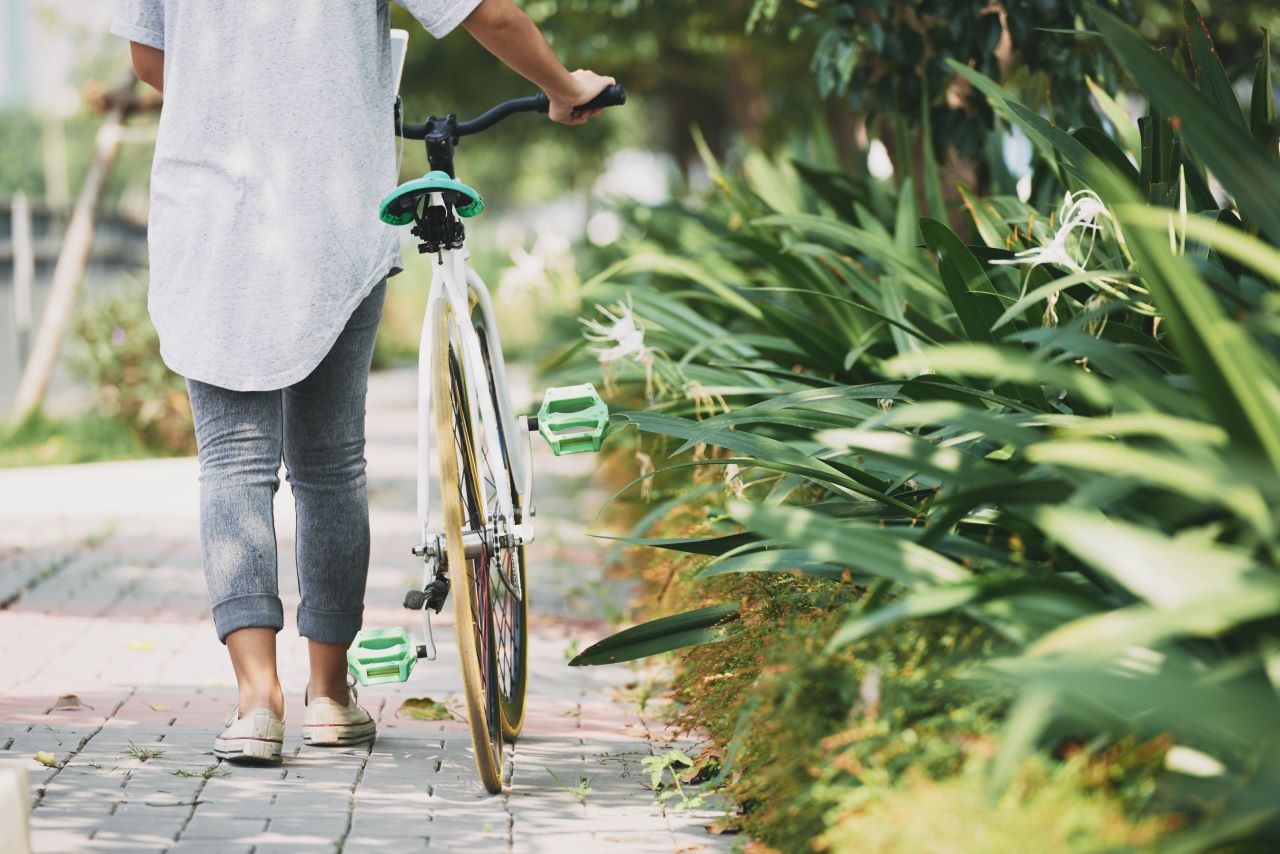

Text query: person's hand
(547, 69), (616, 125)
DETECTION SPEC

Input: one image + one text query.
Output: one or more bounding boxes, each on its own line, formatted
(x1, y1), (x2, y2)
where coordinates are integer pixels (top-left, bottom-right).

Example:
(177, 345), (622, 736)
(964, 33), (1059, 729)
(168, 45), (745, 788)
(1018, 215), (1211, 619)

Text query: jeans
(187, 281), (386, 644)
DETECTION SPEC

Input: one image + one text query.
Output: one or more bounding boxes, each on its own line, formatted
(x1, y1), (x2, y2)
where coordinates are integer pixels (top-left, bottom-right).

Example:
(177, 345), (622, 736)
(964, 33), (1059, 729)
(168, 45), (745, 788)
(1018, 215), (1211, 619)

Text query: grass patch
(546, 768), (593, 805)
(0, 408), (153, 468)
(122, 741), (164, 762)
(171, 766), (230, 779)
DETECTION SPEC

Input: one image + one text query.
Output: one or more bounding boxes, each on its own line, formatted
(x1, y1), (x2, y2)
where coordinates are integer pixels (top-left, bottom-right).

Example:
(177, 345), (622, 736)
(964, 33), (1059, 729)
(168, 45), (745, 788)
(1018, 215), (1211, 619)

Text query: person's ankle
(306, 680), (351, 705)
(238, 684), (285, 718)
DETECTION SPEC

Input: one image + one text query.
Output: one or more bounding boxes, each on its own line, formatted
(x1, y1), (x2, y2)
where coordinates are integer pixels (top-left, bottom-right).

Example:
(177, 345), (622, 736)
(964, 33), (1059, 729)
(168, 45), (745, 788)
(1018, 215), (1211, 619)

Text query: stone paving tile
(1, 367), (733, 853)
(169, 844), (254, 854)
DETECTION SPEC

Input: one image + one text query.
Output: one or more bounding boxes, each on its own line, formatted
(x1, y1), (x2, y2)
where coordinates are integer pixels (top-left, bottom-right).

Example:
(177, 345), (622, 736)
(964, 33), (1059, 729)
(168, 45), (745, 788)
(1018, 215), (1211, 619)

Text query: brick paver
(0, 367), (731, 853)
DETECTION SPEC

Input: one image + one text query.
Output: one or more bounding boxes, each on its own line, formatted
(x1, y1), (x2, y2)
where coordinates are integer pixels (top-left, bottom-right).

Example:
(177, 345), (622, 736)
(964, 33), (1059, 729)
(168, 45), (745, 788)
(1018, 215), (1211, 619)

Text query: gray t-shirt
(111, 0), (481, 391)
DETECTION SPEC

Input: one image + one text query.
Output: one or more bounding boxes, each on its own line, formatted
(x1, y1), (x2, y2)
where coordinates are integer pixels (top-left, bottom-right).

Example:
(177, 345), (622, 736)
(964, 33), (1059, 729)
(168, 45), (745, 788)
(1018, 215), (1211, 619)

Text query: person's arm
(130, 42), (164, 94)
(399, 1), (613, 123)
(432, 0), (611, 125)
(111, 1), (165, 93)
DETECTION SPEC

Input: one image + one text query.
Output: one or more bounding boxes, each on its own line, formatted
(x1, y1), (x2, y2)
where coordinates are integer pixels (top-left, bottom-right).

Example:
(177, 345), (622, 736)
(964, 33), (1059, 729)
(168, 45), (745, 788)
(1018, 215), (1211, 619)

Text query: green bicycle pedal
(535, 384), (609, 455)
(348, 627), (418, 686)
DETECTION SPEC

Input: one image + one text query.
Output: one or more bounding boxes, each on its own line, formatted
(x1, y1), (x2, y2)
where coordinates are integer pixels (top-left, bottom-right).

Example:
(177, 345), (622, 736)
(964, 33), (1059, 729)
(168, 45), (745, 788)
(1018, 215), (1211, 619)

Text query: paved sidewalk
(0, 367), (730, 853)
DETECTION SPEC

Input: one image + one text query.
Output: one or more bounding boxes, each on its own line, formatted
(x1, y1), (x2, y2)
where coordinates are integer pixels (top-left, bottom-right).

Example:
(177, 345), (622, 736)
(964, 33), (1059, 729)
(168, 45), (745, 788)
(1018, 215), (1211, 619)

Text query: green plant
(71, 284), (195, 455)
(751, 0), (1136, 158)
(0, 408), (148, 468)
(122, 741), (164, 762)
(816, 755), (1168, 853)
(562, 3), (1280, 847)
(546, 768), (593, 805)
(171, 766), (230, 779)
(641, 748), (714, 812)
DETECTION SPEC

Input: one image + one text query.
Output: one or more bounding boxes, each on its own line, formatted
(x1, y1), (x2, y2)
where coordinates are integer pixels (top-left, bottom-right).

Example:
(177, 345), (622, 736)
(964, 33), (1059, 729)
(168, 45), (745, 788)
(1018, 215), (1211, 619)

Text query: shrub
(71, 284), (194, 455)
(564, 4), (1280, 848)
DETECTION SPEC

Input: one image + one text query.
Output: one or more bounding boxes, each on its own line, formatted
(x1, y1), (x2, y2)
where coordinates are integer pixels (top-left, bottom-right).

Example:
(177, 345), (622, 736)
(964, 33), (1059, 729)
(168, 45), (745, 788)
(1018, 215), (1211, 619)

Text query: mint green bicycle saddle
(379, 170), (484, 225)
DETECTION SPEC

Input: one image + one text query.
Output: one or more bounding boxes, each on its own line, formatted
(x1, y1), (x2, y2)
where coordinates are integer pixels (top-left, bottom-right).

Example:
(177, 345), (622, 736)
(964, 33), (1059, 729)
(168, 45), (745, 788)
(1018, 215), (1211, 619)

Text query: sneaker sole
(213, 735), (283, 764)
(302, 721), (377, 747)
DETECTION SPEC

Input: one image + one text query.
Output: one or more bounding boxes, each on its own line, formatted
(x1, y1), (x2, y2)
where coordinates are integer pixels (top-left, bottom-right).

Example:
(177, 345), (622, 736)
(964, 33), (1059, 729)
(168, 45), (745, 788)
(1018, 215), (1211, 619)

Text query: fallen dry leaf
(33, 751), (59, 768)
(397, 697), (456, 721)
(148, 704), (170, 712)
(52, 694), (93, 711)
(706, 820), (743, 836)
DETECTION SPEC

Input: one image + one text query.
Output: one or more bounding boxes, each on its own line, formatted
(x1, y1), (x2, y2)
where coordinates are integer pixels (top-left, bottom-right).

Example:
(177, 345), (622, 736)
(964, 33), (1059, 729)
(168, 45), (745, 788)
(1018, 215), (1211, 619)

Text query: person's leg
(282, 281), (387, 703)
(225, 629), (283, 716)
(187, 379), (286, 718)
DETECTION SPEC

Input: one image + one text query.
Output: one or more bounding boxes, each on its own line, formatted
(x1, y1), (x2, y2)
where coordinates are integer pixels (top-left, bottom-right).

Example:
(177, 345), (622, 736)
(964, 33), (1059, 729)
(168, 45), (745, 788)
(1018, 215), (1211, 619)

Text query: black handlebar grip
(573, 84), (626, 114)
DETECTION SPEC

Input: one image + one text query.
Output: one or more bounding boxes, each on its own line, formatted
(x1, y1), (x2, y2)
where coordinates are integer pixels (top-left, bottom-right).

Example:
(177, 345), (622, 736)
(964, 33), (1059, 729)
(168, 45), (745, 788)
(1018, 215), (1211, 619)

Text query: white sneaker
(213, 707), (284, 764)
(302, 688), (376, 747)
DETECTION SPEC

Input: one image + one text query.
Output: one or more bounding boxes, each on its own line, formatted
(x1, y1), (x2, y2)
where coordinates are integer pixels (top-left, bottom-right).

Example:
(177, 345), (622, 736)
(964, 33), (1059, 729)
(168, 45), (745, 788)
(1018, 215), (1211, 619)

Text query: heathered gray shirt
(111, 0), (481, 390)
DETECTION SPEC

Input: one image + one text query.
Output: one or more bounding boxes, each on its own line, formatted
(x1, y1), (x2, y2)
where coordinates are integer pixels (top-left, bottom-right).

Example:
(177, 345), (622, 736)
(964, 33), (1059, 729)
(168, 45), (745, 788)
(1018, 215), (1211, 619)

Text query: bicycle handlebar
(398, 84), (626, 140)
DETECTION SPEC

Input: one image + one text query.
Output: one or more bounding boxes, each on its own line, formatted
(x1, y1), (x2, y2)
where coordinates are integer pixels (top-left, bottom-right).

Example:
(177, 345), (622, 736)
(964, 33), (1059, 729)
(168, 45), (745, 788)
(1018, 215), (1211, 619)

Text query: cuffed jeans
(187, 281), (386, 645)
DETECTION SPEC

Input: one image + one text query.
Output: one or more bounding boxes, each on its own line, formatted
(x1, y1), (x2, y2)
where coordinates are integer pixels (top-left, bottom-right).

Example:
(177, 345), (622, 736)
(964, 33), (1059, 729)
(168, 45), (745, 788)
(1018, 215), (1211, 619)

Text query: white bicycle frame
(411, 193), (534, 657)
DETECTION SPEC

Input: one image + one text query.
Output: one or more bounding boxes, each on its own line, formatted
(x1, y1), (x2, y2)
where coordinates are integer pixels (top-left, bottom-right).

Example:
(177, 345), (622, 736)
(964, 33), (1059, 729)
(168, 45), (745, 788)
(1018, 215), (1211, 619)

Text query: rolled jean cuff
(212, 593), (285, 643)
(297, 604), (364, 645)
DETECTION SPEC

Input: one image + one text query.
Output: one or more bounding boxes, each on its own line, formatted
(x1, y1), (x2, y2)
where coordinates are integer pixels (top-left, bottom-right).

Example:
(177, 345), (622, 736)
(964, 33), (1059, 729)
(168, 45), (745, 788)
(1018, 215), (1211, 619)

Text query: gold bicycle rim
(470, 308), (529, 740)
(432, 302), (504, 794)
(497, 541), (528, 739)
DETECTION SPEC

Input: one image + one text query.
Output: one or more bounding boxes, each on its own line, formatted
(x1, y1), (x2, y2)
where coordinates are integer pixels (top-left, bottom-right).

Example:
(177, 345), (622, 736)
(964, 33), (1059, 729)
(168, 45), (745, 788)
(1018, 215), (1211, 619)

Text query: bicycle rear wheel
(471, 313), (529, 739)
(432, 301), (503, 793)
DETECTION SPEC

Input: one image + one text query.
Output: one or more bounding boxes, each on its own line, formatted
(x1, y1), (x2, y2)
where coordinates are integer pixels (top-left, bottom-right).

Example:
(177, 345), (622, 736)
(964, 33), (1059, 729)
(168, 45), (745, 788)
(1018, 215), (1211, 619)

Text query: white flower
(993, 190), (1113, 274)
(581, 296), (659, 400)
(581, 297), (648, 364)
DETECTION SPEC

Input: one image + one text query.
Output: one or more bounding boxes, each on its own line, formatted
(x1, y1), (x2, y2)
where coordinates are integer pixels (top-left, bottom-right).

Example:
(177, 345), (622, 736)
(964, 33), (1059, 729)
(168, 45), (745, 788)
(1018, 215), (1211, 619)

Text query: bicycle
(344, 84), (626, 794)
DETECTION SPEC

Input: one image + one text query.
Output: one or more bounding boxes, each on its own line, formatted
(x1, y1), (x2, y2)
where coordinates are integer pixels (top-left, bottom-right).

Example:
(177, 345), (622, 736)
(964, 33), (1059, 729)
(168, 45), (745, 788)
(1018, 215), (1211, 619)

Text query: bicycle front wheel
(432, 300), (503, 794)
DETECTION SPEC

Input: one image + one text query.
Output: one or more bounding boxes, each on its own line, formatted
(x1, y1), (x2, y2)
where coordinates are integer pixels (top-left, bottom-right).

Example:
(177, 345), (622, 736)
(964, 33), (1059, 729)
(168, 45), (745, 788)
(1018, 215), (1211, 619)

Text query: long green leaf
(592, 532), (760, 556)
(818, 429), (1013, 487)
(1120, 206), (1280, 287)
(883, 343), (1112, 409)
(1252, 28), (1277, 156)
(569, 604), (739, 666)
(1032, 506), (1257, 610)
(729, 501), (968, 585)
(949, 61), (1095, 184)
(1025, 440), (1272, 537)
(1026, 587), (1280, 657)
(585, 253), (763, 320)
(920, 218), (1006, 341)
(1090, 4), (1280, 243)
(1182, 1), (1249, 131)
(697, 548), (854, 580)
(1099, 169), (1280, 465)
(614, 410), (913, 511)
(1087, 76), (1142, 155)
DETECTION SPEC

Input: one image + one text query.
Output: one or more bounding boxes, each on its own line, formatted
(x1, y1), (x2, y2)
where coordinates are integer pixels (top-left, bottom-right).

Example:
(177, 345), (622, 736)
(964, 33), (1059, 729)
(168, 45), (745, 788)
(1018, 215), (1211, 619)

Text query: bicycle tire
(432, 301), (504, 794)
(473, 315), (529, 739)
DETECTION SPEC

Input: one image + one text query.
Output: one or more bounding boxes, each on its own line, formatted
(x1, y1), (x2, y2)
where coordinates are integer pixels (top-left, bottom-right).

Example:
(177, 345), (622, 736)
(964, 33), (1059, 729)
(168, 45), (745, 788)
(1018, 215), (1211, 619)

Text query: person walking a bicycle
(111, 0), (613, 763)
